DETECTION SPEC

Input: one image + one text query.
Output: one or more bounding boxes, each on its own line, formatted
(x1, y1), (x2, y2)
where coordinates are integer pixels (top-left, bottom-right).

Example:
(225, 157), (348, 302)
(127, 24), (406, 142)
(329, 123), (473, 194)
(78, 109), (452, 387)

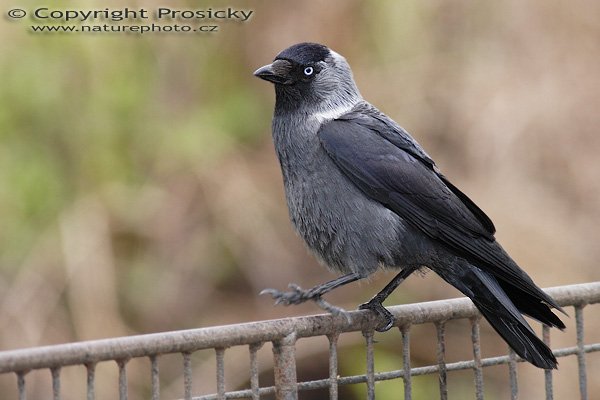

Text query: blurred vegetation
(1, 0), (599, 398)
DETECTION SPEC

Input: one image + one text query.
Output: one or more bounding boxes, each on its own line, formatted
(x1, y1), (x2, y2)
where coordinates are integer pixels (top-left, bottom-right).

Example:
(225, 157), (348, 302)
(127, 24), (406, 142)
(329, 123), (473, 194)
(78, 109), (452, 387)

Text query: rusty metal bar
(543, 325), (553, 400)
(575, 305), (587, 400)
(1, 283), (597, 375)
(436, 322), (448, 400)
(117, 359), (128, 400)
(1, 282), (599, 400)
(272, 332), (297, 399)
(17, 372), (25, 400)
(183, 352), (192, 400)
(401, 326), (412, 400)
(248, 343), (262, 400)
(86, 363), (96, 400)
(51, 367), (60, 400)
(364, 329), (375, 400)
(327, 333), (339, 400)
(193, 339), (600, 400)
(508, 348), (518, 400)
(150, 356), (159, 400)
(471, 317), (484, 400)
(215, 348), (225, 400)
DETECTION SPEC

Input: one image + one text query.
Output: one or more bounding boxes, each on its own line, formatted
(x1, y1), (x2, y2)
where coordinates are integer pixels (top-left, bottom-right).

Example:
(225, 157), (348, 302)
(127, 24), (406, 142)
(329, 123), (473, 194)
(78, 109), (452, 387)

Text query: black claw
(359, 300), (395, 332)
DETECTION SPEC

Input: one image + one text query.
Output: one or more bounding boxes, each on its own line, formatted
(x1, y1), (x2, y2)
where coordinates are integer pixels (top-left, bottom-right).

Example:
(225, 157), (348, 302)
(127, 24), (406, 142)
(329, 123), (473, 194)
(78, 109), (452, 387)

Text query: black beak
(253, 60), (293, 85)
(254, 63), (276, 80)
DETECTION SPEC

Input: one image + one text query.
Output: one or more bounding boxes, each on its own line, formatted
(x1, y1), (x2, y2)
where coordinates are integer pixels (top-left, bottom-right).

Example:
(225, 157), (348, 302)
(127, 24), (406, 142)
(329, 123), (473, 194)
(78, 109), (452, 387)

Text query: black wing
(318, 109), (562, 311)
(339, 104), (496, 235)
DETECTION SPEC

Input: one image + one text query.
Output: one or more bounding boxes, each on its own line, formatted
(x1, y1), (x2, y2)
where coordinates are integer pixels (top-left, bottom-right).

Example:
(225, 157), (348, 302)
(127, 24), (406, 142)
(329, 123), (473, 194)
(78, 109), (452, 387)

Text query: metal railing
(1, 282), (599, 399)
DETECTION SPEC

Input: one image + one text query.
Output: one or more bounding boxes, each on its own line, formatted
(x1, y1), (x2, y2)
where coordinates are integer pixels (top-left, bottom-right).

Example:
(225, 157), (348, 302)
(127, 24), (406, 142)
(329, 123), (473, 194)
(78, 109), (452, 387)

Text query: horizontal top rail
(1, 282), (598, 374)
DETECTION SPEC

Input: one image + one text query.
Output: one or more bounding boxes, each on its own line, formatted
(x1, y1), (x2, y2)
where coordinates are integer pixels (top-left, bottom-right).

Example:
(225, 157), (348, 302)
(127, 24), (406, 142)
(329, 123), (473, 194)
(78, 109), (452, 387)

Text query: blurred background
(1, 0), (599, 398)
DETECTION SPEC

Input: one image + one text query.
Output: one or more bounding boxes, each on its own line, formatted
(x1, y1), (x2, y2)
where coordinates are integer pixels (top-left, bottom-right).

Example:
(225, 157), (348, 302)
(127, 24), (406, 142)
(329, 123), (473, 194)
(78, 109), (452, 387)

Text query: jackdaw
(254, 42), (564, 369)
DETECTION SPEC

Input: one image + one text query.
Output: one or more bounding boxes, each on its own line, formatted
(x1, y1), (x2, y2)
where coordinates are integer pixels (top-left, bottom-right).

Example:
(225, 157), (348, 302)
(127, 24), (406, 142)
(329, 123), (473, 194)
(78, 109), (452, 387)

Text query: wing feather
(318, 116), (562, 311)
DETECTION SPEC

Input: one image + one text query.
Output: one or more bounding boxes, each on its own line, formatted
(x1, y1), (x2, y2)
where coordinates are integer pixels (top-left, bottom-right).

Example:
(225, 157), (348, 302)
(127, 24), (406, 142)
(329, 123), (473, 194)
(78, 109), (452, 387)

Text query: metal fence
(1, 282), (599, 400)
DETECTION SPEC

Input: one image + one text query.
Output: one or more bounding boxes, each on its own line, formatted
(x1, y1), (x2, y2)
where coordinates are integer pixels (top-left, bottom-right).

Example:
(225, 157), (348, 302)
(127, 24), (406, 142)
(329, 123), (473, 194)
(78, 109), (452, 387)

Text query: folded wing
(318, 109), (564, 322)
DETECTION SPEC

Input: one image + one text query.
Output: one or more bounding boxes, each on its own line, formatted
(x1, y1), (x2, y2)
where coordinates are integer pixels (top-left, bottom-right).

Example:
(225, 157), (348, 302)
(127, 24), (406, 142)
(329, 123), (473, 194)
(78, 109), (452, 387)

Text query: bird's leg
(359, 266), (419, 332)
(261, 272), (363, 316)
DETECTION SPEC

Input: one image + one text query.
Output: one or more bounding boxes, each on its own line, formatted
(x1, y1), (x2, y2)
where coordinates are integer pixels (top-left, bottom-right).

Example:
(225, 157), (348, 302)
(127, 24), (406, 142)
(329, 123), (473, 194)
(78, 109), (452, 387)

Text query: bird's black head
(254, 42), (330, 86)
(254, 42), (361, 112)
(276, 42), (330, 66)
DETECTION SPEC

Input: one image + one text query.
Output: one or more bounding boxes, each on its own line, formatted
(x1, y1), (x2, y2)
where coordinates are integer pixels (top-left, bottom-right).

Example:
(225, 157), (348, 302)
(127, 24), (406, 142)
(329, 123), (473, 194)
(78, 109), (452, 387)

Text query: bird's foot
(260, 284), (352, 323)
(260, 283), (318, 305)
(359, 299), (395, 332)
(314, 297), (352, 323)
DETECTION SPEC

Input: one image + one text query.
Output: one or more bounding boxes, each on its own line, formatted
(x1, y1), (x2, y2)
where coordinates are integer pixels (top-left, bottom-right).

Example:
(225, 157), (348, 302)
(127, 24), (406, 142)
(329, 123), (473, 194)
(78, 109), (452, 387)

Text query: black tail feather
(437, 263), (559, 369)
(499, 281), (566, 329)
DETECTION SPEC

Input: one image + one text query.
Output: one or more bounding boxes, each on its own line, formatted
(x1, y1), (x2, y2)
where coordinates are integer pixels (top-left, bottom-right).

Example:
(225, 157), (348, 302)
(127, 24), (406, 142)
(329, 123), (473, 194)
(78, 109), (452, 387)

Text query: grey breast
(271, 114), (410, 275)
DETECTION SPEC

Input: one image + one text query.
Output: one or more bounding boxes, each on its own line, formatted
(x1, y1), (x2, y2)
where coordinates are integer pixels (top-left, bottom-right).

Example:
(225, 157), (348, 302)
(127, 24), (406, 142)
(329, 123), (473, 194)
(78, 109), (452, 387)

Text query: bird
(254, 42), (565, 369)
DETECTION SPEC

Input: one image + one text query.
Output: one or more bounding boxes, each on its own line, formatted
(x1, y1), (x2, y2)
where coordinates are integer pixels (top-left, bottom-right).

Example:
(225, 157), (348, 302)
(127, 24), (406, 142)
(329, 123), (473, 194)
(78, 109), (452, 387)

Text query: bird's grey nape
(310, 51), (362, 123)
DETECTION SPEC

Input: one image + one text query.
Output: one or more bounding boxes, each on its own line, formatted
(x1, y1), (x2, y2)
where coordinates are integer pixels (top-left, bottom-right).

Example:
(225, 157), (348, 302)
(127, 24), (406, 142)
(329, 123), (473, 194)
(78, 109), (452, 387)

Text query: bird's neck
(311, 99), (359, 124)
(274, 85), (362, 118)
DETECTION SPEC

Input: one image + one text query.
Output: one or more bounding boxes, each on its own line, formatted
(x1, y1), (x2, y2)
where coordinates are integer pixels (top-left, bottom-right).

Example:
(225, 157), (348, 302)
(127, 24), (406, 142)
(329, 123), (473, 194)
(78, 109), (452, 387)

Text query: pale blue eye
(304, 66), (314, 76)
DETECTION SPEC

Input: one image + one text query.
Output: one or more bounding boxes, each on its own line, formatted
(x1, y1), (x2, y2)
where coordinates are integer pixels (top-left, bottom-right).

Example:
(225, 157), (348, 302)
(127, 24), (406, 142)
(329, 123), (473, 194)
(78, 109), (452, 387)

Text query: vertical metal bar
(17, 372), (26, 400)
(543, 325), (553, 400)
(51, 367), (61, 400)
(216, 348), (226, 400)
(117, 359), (128, 400)
(150, 355), (160, 400)
(327, 334), (339, 400)
(471, 317), (484, 400)
(273, 332), (298, 400)
(249, 343), (263, 400)
(508, 348), (518, 400)
(86, 363), (96, 400)
(436, 322), (448, 400)
(575, 305), (588, 400)
(363, 330), (375, 400)
(183, 352), (192, 400)
(401, 326), (412, 400)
